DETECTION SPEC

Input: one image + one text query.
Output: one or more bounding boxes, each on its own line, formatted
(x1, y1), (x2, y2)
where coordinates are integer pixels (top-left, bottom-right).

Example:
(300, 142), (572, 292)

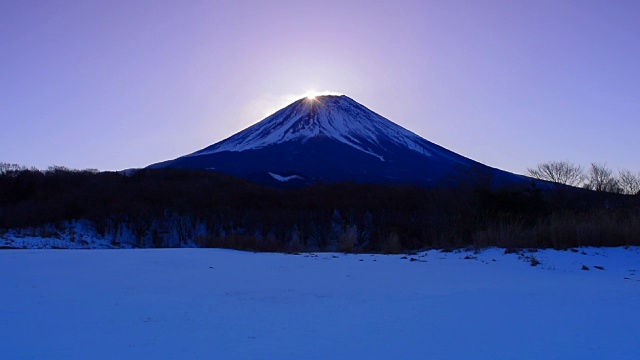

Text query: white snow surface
(268, 172), (304, 182)
(1, 247), (639, 359)
(1, 221), (145, 249)
(187, 96), (442, 161)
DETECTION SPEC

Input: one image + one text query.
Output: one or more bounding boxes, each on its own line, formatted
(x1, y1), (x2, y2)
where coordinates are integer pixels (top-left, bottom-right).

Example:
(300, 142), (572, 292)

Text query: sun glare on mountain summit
(302, 90), (343, 101)
(253, 90), (344, 119)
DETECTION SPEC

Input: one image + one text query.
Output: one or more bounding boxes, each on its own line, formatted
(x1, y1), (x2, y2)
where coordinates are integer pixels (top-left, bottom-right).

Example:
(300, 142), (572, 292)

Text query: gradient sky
(1, 0), (639, 175)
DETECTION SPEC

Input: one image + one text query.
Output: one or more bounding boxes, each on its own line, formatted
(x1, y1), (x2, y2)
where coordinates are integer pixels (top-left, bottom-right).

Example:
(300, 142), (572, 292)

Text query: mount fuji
(149, 95), (527, 187)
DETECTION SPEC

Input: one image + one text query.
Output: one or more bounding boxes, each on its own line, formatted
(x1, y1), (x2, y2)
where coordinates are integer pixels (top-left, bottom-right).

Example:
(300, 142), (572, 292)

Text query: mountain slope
(149, 95), (525, 187)
(192, 96), (462, 163)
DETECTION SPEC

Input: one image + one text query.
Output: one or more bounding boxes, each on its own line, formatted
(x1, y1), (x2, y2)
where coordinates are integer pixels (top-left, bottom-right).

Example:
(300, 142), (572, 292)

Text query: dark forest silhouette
(1, 165), (638, 252)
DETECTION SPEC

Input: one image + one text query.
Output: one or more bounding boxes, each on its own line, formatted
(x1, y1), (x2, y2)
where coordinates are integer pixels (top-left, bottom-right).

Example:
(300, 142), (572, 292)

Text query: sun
(302, 90), (343, 101)
(253, 90), (345, 118)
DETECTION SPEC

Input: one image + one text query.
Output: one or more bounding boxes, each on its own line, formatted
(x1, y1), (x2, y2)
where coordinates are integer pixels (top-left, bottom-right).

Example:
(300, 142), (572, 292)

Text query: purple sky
(1, 0), (639, 175)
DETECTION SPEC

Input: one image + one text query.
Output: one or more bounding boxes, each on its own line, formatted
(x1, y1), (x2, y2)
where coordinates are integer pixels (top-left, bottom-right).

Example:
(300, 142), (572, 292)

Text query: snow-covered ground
(1, 247), (638, 359)
(0, 221), (181, 250)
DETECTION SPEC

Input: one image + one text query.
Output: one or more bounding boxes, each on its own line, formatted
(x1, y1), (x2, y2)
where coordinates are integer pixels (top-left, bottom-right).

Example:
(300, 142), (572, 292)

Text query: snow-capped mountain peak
(189, 95), (434, 161)
(149, 94), (526, 187)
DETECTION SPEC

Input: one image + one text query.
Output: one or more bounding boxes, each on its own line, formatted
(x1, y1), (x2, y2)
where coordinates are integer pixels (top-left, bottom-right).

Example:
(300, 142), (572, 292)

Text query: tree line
(0, 162), (638, 252)
(527, 161), (640, 195)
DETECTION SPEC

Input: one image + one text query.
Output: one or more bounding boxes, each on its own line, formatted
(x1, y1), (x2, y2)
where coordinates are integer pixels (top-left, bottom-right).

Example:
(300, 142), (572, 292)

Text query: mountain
(149, 95), (527, 187)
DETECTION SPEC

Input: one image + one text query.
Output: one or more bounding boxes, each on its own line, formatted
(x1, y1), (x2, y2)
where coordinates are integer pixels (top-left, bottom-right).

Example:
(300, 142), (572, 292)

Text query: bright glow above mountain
(253, 90), (344, 119)
(301, 90), (343, 100)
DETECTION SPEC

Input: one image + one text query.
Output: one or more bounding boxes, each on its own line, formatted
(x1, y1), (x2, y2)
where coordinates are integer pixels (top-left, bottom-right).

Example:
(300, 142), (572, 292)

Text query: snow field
(1, 247), (639, 359)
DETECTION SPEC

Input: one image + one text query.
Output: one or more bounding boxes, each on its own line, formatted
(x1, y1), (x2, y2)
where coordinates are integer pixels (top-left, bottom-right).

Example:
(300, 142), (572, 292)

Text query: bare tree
(526, 161), (584, 187)
(618, 169), (640, 195)
(0, 162), (28, 176)
(584, 163), (621, 193)
(46, 165), (72, 173)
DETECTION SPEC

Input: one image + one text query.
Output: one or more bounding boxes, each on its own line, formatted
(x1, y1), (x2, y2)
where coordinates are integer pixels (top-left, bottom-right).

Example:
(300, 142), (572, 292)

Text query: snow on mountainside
(188, 95), (456, 163)
(268, 172), (304, 182)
